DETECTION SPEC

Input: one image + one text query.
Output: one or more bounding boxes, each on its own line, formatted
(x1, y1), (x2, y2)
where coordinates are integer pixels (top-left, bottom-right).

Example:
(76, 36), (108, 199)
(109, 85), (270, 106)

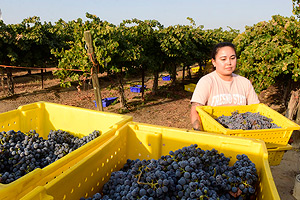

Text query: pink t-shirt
(191, 71), (260, 106)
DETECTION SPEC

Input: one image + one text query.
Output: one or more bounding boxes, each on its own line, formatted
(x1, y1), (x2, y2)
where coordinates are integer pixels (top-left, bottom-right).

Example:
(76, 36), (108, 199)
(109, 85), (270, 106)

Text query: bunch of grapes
(0, 129), (100, 184)
(82, 144), (258, 200)
(216, 111), (281, 130)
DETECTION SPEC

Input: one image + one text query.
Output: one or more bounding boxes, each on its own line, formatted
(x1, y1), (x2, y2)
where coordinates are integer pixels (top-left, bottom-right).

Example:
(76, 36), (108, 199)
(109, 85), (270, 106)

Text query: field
(0, 69), (299, 199)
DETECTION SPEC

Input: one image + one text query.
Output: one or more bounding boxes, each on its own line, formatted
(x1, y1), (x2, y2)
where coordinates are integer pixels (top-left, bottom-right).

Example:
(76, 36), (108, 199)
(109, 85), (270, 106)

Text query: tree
(52, 18), (90, 87)
(92, 18), (142, 109)
(0, 16), (67, 95)
(122, 19), (164, 97)
(159, 23), (197, 86)
(293, 0), (300, 18)
(233, 15), (300, 96)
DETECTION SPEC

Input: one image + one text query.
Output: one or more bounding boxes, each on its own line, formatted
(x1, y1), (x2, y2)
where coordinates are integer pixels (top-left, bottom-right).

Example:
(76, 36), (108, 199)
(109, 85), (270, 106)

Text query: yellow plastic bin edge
(21, 186), (54, 200)
(18, 101), (44, 111)
(21, 121), (280, 200)
(259, 104), (300, 129)
(18, 101), (133, 122)
(266, 143), (293, 151)
(196, 103), (300, 144)
(267, 143), (293, 166)
(0, 101), (133, 200)
(196, 106), (228, 132)
(0, 168), (44, 197)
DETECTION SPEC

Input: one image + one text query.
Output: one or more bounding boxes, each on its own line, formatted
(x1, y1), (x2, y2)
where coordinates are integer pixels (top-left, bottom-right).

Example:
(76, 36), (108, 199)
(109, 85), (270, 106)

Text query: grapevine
(233, 15), (300, 93)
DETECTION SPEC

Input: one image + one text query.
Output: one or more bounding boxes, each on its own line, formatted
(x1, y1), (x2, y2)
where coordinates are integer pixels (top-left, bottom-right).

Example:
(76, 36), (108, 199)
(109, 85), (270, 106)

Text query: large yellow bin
(266, 143), (292, 166)
(0, 101), (132, 200)
(21, 122), (280, 200)
(196, 103), (299, 165)
(196, 103), (300, 145)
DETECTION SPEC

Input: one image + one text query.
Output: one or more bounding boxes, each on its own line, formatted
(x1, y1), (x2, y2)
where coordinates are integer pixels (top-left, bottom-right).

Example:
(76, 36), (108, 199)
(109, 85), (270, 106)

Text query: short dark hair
(211, 42), (236, 60)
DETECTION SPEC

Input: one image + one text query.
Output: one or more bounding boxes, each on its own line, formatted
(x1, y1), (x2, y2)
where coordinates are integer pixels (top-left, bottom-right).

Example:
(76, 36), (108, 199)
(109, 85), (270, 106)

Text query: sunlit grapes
(82, 144), (258, 200)
(216, 111), (281, 130)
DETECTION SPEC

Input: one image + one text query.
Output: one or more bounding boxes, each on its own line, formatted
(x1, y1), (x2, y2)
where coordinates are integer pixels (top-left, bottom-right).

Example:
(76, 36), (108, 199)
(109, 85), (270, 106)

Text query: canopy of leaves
(0, 16), (66, 67)
(293, 0), (300, 18)
(233, 15), (300, 93)
(0, 13), (239, 87)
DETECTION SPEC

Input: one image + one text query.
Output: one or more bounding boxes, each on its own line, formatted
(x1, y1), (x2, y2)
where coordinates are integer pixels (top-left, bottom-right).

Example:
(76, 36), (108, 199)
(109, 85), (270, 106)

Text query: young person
(190, 42), (260, 131)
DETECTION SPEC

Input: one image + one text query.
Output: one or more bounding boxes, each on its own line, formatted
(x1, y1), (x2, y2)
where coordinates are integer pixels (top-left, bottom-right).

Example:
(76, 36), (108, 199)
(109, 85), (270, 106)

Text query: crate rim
(196, 103), (300, 132)
(20, 121), (280, 200)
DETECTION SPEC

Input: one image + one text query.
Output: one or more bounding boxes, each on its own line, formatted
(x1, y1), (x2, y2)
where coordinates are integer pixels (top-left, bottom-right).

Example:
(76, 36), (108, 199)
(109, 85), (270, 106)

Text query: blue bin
(162, 75), (171, 81)
(130, 85), (146, 93)
(93, 97), (118, 108)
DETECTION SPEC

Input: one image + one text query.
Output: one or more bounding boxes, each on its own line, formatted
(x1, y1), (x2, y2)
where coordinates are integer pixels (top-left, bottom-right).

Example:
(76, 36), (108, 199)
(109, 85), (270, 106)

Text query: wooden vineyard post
(186, 65), (192, 80)
(286, 90), (300, 120)
(141, 66), (145, 101)
(286, 90), (300, 147)
(6, 68), (14, 96)
(0, 67), (6, 94)
(84, 31), (103, 111)
(41, 69), (44, 89)
(182, 65), (185, 82)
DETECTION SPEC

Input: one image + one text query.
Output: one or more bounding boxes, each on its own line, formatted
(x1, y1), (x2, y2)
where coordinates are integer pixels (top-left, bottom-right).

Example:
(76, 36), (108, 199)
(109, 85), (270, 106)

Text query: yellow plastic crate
(191, 66), (200, 73)
(184, 83), (196, 92)
(266, 143), (292, 166)
(0, 101), (132, 200)
(196, 103), (300, 145)
(21, 122), (280, 200)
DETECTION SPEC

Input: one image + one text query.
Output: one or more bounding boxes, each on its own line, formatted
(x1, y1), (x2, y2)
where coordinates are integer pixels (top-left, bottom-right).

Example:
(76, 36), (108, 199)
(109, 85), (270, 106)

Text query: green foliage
(293, 0), (300, 18)
(158, 19), (215, 74)
(8, 11), (300, 106)
(202, 27), (239, 59)
(0, 14), (241, 93)
(234, 15), (300, 92)
(0, 16), (68, 67)
(51, 18), (90, 87)
(122, 18), (163, 70)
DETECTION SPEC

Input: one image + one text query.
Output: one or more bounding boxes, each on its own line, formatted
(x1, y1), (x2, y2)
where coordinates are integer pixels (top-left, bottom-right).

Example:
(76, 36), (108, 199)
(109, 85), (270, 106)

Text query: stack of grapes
(83, 144), (258, 200)
(216, 111), (281, 130)
(0, 129), (100, 184)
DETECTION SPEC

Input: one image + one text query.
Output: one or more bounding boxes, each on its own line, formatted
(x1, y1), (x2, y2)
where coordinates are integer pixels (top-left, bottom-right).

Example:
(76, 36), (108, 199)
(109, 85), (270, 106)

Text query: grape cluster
(82, 144), (258, 200)
(0, 129), (100, 184)
(216, 111), (281, 130)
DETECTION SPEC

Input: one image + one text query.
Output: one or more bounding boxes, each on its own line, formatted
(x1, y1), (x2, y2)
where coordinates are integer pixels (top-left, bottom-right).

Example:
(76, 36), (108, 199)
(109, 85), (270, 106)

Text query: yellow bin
(191, 66), (200, 73)
(0, 101), (132, 200)
(266, 143), (293, 166)
(196, 103), (300, 145)
(184, 83), (196, 92)
(21, 122), (280, 200)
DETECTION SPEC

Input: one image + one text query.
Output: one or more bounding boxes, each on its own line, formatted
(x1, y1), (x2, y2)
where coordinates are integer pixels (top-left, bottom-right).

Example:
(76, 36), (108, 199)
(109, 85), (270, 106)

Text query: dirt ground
(0, 69), (299, 199)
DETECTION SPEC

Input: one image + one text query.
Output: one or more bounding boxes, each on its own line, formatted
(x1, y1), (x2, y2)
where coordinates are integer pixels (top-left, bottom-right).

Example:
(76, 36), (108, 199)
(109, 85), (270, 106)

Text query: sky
(0, 0), (295, 32)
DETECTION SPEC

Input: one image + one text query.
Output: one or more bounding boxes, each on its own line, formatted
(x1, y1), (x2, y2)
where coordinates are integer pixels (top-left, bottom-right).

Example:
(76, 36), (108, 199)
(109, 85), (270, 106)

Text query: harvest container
(162, 75), (171, 81)
(191, 66), (200, 73)
(266, 143), (292, 166)
(93, 97), (118, 108)
(196, 103), (300, 145)
(130, 85), (146, 93)
(21, 122), (280, 200)
(184, 83), (196, 92)
(0, 101), (132, 200)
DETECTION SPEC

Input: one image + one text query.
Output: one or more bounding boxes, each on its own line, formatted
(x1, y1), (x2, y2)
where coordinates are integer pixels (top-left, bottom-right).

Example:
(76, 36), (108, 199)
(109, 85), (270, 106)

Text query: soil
(0, 69), (299, 199)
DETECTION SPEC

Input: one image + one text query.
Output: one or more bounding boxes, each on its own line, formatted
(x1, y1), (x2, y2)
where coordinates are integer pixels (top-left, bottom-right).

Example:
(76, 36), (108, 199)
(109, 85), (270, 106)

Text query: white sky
(0, 0), (294, 31)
